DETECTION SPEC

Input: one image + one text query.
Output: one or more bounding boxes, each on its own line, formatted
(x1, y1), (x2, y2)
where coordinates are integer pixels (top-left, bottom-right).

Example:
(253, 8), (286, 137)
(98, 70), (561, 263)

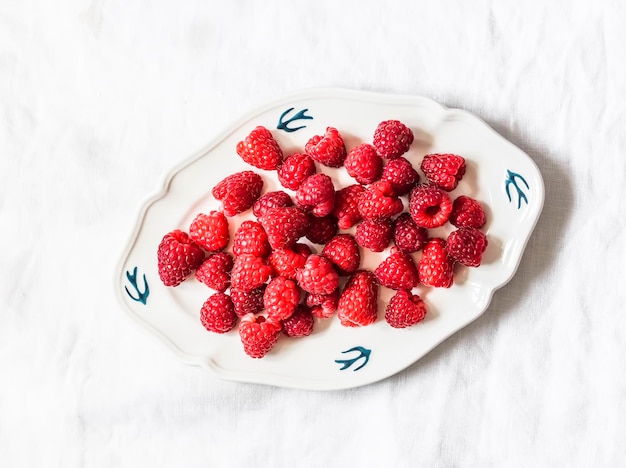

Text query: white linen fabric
(1, 0), (625, 466)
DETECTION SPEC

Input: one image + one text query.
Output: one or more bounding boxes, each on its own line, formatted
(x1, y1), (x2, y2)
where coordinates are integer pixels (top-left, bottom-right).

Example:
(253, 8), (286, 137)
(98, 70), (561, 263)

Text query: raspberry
(374, 247), (419, 290)
(449, 195), (487, 228)
(189, 211), (230, 253)
(305, 127), (347, 167)
(380, 157), (420, 196)
(236, 126), (283, 170)
(212, 171), (263, 217)
(195, 252), (233, 292)
(230, 254), (273, 292)
(259, 206), (310, 250)
(337, 270), (378, 327)
(277, 153), (316, 191)
(446, 227), (488, 267)
(420, 153), (466, 191)
(282, 305), (315, 337)
(200, 292), (238, 334)
(263, 276), (301, 321)
(306, 215), (338, 245)
(393, 213), (428, 253)
(296, 254), (339, 295)
(232, 220), (270, 257)
(321, 234), (360, 275)
(384, 290), (427, 328)
(268, 243), (311, 280)
(238, 314), (282, 358)
(332, 184), (364, 230)
(408, 183), (453, 229)
(306, 290), (339, 319)
(372, 120), (414, 159)
(231, 285), (266, 317)
(295, 173), (335, 218)
(354, 218), (393, 253)
(418, 238), (454, 288)
(157, 230), (205, 287)
(252, 190), (293, 219)
(357, 180), (404, 221)
(344, 143), (383, 184)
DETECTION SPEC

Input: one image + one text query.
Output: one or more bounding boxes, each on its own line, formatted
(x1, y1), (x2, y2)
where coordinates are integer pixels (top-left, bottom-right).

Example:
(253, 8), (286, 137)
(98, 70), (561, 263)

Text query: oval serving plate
(115, 88), (544, 390)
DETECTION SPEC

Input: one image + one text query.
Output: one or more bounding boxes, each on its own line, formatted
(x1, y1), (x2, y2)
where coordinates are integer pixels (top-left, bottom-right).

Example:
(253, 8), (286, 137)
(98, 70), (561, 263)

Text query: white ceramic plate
(115, 88), (544, 390)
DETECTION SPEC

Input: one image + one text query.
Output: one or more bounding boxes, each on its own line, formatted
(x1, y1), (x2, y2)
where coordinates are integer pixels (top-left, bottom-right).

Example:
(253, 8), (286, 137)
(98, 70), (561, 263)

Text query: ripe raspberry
(337, 270), (378, 327)
(189, 211), (230, 253)
(332, 184), (364, 230)
(231, 285), (266, 317)
(282, 305), (315, 337)
(321, 234), (360, 275)
(212, 171), (263, 217)
(306, 290), (339, 319)
(304, 127), (347, 167)
(236, 126), (283, 170)
(380, 157), (420, 196)
(264, 276), (301, 321)
(446, 227), (488, 267)
(296, 254), (339, 295)
(409, 183), (453, 229)
(393, 213), (428, 253)
(230, 254), (273, 292)
(449, 195), (487, 228)
(268, 243), (311, 280)
(200, 292), (238, 334)
(372, 120), (414, 159)
(374, 247), (419, 290)
(385, 290), (427, 328)
(355, 218), (393, 253)
(420, 153), (466, 191)
(238, 314), (282, 358)
(306, 215), (338, 245)
(195, 252), (233, 292)
(252, 190), (293, 218)
(344, 143), (383, 184)
(157, 230), (205, 287)
(277, 153), (316, 191)
(418, 238), (454, 288)
(295, 173), (335, 218)
(259, 206), (310, 249)
(357, 180), (404, 221)
(232, 220), (270, 257)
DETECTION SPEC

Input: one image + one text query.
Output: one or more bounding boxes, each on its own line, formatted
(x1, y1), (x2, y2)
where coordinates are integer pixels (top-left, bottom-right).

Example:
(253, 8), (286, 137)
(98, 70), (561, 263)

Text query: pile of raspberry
(156, 121), (488, 358)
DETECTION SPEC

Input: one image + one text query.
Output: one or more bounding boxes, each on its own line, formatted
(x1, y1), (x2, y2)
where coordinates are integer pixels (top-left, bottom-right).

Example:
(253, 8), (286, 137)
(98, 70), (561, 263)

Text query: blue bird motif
(505, 170), (530, 209)
(124, 266), (150, 305)
(277, 107), (313, 133)
(335, 346), (371, 371)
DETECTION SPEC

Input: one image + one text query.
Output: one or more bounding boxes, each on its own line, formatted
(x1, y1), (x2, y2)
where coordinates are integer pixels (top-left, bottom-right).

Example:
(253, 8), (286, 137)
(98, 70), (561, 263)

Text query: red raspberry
(409, 183), (453, 228)
(393, 213), (428, 253)
(344, 143), (383, 184)
(306, 290), (339, 319)
(200, 292), (238, 334)
(259, 206), (310, 250)
(295, 173), (335, 218)
(354, 218), (393, 253)
(374, 247), (419, 290)
(306, 215), (338, 245)
(418, 238), (454, 288)
(189, 211), (230, 252)
(263, 276), (301, 321)
(321, 234), (360, 275)
(446, 227), (488, 267)
(282, 305), (315, 337)
(420, 153), (466, 191)
(337, 270), (378, 327)
(384, 290), (427, 328)
(268, 243), (311, 280)
(357, 180), (404, 221)
(449, 195), (487, 228)
(157, 230), (205, 287)
(277, 153), (316, 191)
(296, 254), (339, 295)
(231, 285), (266, 317)
(238, 314), (282, 358)
(304, 127), (347, 167)
(232, 220), (270, 257)
(252, 190), (293, 219)
(332, 184), (364, 230)
(212, 171), (263, 217)
(372, 120), (414, 159)
(230, 254), (273, 292)
(380, 157), (420, 196)
(195, 252), (233, 292)
(236, 126), (283, 170)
